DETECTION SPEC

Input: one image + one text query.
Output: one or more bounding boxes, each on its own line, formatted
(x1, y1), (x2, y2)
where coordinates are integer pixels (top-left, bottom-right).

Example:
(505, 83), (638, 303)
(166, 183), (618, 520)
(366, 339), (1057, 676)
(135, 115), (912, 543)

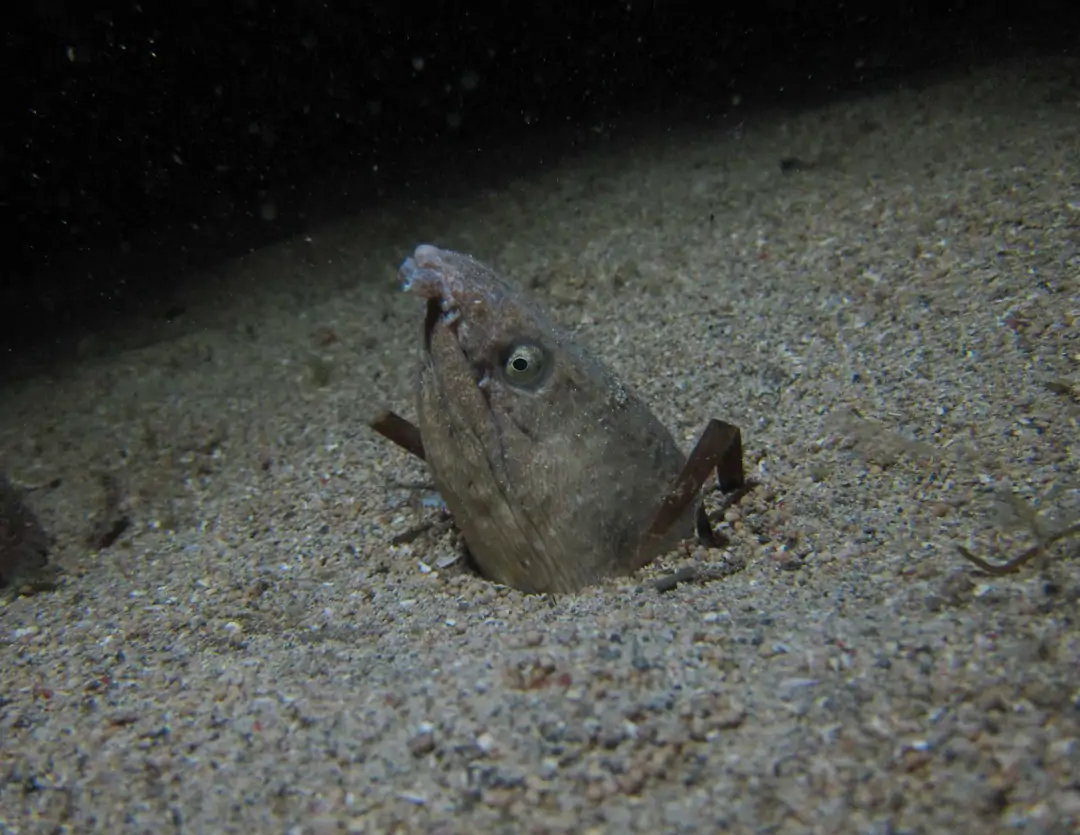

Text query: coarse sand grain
(2, 56), (1080, 834)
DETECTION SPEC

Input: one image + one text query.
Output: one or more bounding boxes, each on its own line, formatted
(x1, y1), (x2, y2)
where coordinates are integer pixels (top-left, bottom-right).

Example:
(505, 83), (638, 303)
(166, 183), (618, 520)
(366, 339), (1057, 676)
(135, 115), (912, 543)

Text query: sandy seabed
(2, 56), (1080, 834)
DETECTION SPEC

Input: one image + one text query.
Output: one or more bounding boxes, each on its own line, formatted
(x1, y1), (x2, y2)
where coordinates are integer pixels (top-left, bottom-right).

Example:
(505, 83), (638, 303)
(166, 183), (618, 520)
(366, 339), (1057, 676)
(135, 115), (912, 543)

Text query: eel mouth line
(422, 296), (465, 347)
(422, 296), (491, 398)
(422, 297), (442, 352)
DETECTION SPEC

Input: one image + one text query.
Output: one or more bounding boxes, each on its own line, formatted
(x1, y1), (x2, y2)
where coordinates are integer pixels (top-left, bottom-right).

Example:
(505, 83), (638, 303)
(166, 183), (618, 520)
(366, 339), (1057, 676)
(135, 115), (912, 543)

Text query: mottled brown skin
(385, 245), (698, 594)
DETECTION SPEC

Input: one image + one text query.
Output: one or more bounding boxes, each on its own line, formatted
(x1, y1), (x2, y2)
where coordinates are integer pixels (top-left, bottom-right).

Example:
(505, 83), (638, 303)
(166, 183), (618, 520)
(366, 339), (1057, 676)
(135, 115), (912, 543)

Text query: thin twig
(956, 521), (1080, 576)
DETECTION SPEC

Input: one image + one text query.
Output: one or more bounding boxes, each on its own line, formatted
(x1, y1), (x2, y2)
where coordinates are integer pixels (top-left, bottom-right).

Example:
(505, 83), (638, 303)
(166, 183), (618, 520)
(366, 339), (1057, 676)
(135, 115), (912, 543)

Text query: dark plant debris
(87, 472), (131, 551)
(0, 472), (52, 589)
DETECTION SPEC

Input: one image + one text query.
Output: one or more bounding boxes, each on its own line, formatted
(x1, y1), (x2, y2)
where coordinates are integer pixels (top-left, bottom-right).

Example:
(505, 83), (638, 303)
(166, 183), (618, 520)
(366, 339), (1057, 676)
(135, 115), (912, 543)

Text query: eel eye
(502, 342), (548, 389)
